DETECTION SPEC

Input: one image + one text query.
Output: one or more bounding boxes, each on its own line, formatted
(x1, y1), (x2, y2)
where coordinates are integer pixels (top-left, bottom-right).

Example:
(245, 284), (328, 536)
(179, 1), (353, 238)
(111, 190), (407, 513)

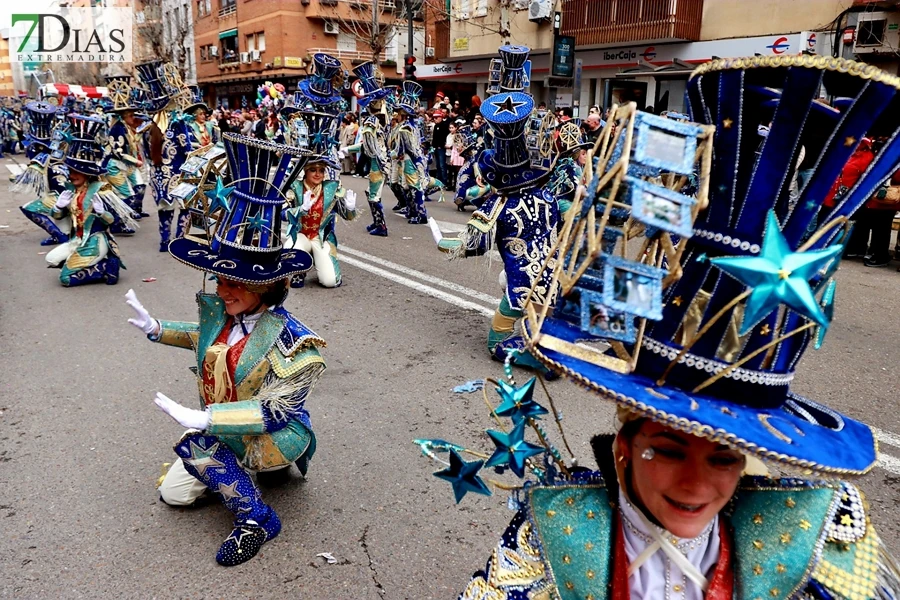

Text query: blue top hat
(477, 87), (547, 193)
(107, 79), (147, 113)
(62, 114), (109, 177)
(396, 80), (423, 116)
(281, 90), (319, 116)
(352, 61), (392, 109)
(524, 55), (900, 476)
(497, 45), (530, 92)
(281, 109), (340, 167)
(556, 120), (592, 155)
(297, 53), (343, 106)
(135, 60), (170, 113)
(105, 74), (131, 85)
(184, 85), (209, 114)
(23, 101), (58, 149)
(168, 133), (313, 283)
(454, 124), (478, 154)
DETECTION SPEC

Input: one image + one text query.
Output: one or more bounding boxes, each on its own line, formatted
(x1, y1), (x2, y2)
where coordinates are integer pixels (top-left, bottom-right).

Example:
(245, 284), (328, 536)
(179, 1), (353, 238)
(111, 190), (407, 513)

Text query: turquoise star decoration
(433, 448), (491, 504)
(205, 176), (235, 215)
(245, 211), (268, 233)
(285, 208), (302, 245)
(710, 211), (843, 336)
(494, 377), (548, 424)
(814, 279), (837, 350)
(485, 420), (545, 478)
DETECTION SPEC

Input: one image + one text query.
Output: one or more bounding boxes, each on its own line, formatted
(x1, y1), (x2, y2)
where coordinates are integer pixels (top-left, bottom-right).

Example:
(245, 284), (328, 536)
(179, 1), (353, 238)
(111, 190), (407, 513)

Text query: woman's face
(576, 149), (587, 166)
(216, 277), (262, 316)
(448, 123), (457, 134)
(196, 109), (207, 123)
(70, 171), (88, 188)
(304, 164), (326, 186)
(619, 421), (744, 539)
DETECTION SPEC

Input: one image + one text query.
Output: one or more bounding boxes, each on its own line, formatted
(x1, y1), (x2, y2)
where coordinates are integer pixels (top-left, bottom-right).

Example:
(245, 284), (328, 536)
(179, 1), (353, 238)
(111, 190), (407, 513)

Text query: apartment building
(194, 0), (437, 109)
(421, 0), (900, 115)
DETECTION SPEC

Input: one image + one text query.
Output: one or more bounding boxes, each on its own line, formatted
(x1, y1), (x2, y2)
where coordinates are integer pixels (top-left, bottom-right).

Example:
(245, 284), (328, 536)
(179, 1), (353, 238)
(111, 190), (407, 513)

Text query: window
(456, 0), (470, 19)
(474, 0), (487, 17)
(256, 32), (265, 52)
(221, 35), (238, 61)
(221, 0), (236, 8)
(197, 0), (211, 16)
(247, 34), (255, 52)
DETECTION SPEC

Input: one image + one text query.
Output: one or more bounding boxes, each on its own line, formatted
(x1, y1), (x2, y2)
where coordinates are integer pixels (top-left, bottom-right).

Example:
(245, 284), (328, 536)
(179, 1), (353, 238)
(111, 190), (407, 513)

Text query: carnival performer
(125, 131), (325, 567)
(548, 120), (590, 220)
(183, 85), (220, 149)
(452, 123), (491, 212)
(342, 61), (393, 237)
(391, 81), (430, 224)
(15, 100), (71, 245)
(435, 46), (558, 375)
(448, 54), (900, 600)
(136, 60), (192, 251)
(45, 114), (134, 286)
(104, 78), (149, 234)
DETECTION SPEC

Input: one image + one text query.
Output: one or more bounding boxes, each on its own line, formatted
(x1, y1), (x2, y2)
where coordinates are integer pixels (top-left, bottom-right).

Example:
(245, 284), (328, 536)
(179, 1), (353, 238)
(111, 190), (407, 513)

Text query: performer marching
(126, 132), (325, 566)
(451, 123), (490, 212)
(183, 85), (220, 149)
(391, 81), (430, 225)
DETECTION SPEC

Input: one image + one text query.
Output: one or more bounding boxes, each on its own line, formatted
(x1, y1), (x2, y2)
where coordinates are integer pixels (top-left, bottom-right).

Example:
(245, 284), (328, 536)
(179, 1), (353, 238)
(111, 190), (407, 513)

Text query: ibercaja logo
(10, 7), (133, 63)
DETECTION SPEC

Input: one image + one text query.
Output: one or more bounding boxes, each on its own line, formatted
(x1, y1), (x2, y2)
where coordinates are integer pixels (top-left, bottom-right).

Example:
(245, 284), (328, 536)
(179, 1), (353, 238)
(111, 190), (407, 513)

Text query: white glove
(344, 189), (357, 212)
(339, 146), (349, 154)
(125, 288), (160, 336)
(54, 190), (74, 209)
(428, 216), (444, 245)
(91, 198), (105, 214)
(337, 150), (346, 160)
(300, 190), (315, 213)
(154, 392), (211, 430)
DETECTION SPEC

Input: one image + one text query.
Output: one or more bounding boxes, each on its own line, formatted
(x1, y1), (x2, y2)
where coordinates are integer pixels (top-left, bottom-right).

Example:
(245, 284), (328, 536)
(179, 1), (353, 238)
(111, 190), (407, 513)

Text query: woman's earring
(617, 454), (626, 464)
(641, 448), (655, 461)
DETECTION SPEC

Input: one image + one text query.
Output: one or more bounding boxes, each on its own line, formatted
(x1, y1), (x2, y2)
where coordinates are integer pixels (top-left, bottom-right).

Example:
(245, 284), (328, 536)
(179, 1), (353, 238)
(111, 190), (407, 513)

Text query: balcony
(218, 4), (236, 18)
(561, 0), (703, 47)
(304, 0), (397, 21)
(308, 47), (388, 63)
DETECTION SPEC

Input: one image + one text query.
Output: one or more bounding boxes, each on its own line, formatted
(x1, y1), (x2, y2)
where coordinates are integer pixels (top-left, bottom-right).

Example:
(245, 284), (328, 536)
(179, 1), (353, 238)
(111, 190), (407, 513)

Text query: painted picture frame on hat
(602, 255), (664, 320)
(203, 145), (226, 161)
(628, 177), (696, 238)
(632, 112), (700, 175)
(171, 182), (199, 204)
(180, 155), (209, 177)
(580, 289), (637, 343)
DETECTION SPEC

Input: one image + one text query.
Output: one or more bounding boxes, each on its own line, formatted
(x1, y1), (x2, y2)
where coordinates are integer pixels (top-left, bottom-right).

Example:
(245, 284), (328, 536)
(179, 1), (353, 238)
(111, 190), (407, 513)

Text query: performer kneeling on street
(125, 132), (326, 566)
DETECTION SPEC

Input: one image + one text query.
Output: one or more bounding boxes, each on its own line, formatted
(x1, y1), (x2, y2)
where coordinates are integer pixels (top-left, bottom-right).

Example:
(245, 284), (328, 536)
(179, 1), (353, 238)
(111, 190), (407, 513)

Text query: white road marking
(6, 164), (24, 176)
(341, 254), (495, 317)
(873, 426), (900, 451)
(433, 219), (466, 234)
(342, 245), (499, 305)
(878, 452), (900, 476)
(343, 240), (900, 477)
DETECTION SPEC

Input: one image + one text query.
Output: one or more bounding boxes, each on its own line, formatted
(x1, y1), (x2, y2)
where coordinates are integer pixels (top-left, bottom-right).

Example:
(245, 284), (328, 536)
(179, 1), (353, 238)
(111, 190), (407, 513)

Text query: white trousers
(289, 235), (339, 288)
(45, 236), (108, 268)
(158, 458), (209, 506)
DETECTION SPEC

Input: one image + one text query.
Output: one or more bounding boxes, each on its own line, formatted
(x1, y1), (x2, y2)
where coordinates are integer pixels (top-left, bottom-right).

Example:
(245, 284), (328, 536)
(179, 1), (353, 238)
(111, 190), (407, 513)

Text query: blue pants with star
(174, 432), (276, 528)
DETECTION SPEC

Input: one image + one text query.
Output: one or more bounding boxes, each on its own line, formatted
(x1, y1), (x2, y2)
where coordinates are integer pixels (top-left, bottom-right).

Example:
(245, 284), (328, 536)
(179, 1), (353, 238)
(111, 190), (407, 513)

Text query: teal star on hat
(285, 208), (302, 245)
(205, 176), (235, 215)
(485, 420), (545, 477)
(494, 377), (548, 424)
(245, 211), (268, 233)
(710, 211), (843, 336)
(433, 448), (491, 504)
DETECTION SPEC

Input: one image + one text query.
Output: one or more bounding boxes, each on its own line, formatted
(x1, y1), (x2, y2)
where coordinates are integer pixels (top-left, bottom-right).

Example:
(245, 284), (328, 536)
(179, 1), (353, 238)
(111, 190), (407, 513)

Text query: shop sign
(552, 35), (575, 78)
(454, 37), (469, 51)
(285, 56), (306, 68)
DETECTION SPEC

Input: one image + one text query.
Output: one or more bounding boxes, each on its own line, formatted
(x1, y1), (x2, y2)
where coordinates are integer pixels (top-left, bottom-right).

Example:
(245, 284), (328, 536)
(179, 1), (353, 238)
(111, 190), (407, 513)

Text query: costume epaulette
(271, 306), (326, 356)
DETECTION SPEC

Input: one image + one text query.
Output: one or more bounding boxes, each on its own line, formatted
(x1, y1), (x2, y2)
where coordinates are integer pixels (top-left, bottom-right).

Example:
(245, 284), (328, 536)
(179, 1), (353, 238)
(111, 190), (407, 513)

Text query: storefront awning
(218, 29), (238, 39)
(616, 58), (701, 79)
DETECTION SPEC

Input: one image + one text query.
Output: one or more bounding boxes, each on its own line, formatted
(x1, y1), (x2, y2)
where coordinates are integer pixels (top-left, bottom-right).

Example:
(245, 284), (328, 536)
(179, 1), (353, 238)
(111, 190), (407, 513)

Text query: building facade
(193, 0), (436, 109)
(419, 0), (896, 116)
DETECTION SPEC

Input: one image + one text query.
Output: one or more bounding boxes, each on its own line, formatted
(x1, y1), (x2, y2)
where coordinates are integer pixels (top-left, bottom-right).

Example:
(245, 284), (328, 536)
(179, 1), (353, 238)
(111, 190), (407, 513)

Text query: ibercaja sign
(10, 7), (133, 63)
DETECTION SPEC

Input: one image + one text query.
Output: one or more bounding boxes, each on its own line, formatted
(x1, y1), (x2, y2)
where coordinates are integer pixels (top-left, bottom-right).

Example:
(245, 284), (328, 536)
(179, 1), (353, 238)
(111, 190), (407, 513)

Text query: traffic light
(404, 54), (417, 80)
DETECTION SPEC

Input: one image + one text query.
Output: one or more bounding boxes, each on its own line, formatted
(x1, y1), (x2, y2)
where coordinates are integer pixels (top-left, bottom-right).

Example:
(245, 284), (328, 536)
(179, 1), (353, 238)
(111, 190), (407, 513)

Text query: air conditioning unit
(209, 45), (219, 57)
(853, 11), (900, 54)
(250, 49), (261, 62)
(324, 21), (339, 35)
(528, 0), (550, 22)
(240, 52), (250, 63)
(425, 46), (435, 58)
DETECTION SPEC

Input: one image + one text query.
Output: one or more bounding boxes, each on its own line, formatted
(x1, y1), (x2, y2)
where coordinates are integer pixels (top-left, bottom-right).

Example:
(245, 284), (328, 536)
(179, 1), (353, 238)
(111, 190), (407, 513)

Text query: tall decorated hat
(135, 60), (170, 113)
(297, 53), (343, 106)
(184, 85), (209, 114)
(352, 61), (392, 109)
(22, 101), (58, 149)
(280, 90), (340, 166)
(62, 114), (109, 177)
(168, 133), (313, 282)
(396, 80), (423, 116)
(522, 55), (900, 476)
(106, 79), (147, 113)
(477, 45), (549, 193)
(556, 120), (592, 155)
(454, 123), (478, 154)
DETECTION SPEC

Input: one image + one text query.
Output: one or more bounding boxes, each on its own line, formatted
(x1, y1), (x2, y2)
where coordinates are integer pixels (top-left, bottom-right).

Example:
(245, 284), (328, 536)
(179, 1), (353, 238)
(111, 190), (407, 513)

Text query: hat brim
(523, 316), (878, 476)
(358, 88), (392, 109)
(168, 237), (313, 284)
(184, 103), (210, 114)
(477, 149), (550, 194)
(64, 157), (107, 176)
(297, 80), (342, 107)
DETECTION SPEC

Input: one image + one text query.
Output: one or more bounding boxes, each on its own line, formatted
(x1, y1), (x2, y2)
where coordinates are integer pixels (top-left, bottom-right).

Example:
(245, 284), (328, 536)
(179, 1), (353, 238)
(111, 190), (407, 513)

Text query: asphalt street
(2, 157), (900, 599)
